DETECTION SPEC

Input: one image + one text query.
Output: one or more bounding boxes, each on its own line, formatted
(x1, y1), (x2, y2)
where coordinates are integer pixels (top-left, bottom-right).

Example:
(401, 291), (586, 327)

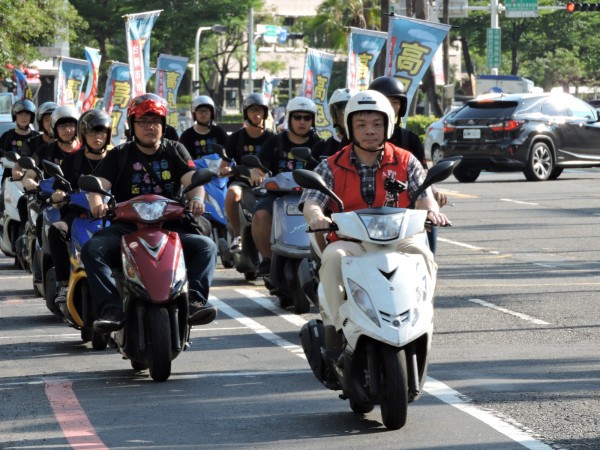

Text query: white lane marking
(210, 296), (307, 360)
(469, 298), (551, 325)
(235, 288), (308, 328)
(500, 198), (539, 206)
(213, 292), (554, 448)
(425, 378), (557, 450)
(437, 237), (501, 255)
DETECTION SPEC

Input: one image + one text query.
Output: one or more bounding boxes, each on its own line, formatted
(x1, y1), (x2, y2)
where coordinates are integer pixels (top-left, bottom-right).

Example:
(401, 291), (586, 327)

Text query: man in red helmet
(81, 94), (218, 330)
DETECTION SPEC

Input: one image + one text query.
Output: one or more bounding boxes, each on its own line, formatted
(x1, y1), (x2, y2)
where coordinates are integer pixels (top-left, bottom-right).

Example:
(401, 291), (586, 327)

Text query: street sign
(278, 28), (288, 44)
(486, 28), (501, 69)
(250, 43), (257, 72)
(505, 0), (539, 18)
(257, 24), (280, 44)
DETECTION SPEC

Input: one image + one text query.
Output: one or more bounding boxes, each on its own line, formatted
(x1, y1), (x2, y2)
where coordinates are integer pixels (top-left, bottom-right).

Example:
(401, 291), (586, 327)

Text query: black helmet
(12, 99), (36, 124)
(79, 109), (112, 152)
(368, 76), (408, 117)
(242, 93), (269, 125)
(36, 101), (59, 133)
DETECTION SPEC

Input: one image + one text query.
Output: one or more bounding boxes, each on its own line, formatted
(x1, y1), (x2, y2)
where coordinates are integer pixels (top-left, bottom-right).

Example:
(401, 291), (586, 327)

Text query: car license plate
(463, 128), (481, 139)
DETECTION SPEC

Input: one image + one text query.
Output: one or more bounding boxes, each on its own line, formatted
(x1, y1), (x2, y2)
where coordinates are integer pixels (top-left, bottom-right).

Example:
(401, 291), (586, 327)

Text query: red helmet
(127, 93), (168, 119)
(127, 94), (168, 139)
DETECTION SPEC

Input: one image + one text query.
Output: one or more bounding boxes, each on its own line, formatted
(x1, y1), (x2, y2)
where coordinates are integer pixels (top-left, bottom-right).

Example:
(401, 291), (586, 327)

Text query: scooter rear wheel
(380, 346), (408, 430)
(147, 307), (172, 382)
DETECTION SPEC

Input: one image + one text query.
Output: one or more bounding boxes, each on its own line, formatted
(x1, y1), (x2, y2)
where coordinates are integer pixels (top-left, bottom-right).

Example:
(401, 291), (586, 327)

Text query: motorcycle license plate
(463, 128), (481, 139)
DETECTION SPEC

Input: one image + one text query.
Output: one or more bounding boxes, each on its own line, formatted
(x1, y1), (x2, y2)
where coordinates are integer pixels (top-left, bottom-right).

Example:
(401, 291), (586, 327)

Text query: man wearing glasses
(251, 96), (322, 277)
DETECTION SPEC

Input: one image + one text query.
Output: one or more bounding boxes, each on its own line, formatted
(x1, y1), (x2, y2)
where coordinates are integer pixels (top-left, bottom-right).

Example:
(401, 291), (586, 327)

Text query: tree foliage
(450, 2), (600, 91)
(0, 0), (85, 78)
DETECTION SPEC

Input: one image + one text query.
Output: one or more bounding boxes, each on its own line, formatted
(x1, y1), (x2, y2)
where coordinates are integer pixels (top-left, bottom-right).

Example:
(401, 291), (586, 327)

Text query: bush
(406, 115), (438, 145)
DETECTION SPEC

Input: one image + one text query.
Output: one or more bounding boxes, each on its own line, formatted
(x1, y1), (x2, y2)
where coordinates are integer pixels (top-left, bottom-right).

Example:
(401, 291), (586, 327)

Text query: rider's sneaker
(230, 236), (242, 253)
(93, 308), (125, 331)
(255, 258), (271, 277)
(188, 296), (217, 326)
(55, 285), (69, 305)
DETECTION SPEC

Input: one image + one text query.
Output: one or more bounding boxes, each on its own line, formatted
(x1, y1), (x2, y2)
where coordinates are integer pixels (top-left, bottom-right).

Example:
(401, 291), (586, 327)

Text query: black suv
(442, 92), (600, 182)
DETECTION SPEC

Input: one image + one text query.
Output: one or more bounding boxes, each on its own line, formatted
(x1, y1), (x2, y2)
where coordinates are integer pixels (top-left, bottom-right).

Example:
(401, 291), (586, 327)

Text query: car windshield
(453, 101), (519, 120)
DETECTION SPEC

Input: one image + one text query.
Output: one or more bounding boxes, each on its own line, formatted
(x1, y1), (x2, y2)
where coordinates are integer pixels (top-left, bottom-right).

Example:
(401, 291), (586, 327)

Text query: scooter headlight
(132, 201), (168, 222)
(359, 213), (405, 241)
(348, 279), (380, 327)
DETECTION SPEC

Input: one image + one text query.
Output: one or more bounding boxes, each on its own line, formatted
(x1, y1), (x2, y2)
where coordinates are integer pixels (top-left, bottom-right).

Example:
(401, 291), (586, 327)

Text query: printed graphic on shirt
(130, 158), (174, 196)
(193, 137), (220, 157)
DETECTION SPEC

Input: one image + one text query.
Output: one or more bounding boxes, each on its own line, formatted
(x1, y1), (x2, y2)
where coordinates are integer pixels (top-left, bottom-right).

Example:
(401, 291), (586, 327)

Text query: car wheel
(453, 166), (481, 183)
(524, 141), (553, 181)
(549, 167), (563, 180)
(431, 145), (444, 165)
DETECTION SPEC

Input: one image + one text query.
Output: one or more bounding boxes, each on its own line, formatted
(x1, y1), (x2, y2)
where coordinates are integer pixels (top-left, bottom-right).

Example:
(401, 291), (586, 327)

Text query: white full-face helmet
(344, 90), (395, 142)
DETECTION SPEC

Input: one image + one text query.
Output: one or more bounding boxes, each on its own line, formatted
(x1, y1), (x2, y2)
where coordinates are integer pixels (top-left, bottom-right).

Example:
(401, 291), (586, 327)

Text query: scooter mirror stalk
(292, 169), (344, 212)
(78, 175), (111, 197)
(409, 157), (462, 207)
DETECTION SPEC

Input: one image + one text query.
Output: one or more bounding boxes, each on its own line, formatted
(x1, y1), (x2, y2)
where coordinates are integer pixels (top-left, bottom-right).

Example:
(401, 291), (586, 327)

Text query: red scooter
(78, 170), (216, 382)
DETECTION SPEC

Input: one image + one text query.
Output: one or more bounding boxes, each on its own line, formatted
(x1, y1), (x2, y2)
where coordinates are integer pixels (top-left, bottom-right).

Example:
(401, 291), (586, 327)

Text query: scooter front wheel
(379, 346), (408, 430)
(147, 306), (172, 382)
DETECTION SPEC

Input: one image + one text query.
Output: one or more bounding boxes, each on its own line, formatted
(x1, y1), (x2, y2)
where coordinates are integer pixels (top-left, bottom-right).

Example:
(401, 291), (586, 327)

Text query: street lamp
(194, 24), (226, 94)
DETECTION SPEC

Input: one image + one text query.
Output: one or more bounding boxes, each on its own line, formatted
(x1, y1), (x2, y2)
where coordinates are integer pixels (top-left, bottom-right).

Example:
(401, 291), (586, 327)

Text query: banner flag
(103, 62), (132, 145)
(301, 48), (336, 139)
(14, 69), (32, 100)
(155, 54), (188, 130)
(56, 57), (89, 109)
(81, 47), (102, 112)
(385, 15), (451, 112)
(124, 9), (162, 98)
(346, 27), (387, 91)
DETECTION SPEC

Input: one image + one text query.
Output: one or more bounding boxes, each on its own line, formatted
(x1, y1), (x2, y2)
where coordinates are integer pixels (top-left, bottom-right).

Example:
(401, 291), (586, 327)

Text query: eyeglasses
(134, 119), (162, 128)
(291, 114), (313, 122)
(57, 123), (76, 131)
(86, 129), (109, 136)
(195, 108), (212, 115)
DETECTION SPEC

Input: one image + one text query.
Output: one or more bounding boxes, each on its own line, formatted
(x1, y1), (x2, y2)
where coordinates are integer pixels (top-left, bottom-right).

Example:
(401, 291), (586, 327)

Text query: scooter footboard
(339, 251), (434, 348)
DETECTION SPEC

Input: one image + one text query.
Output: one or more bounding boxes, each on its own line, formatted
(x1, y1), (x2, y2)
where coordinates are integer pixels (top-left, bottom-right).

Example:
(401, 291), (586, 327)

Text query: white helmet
(191, 95), (215, 121)
(344, 90), (395, 141)
(284, 96), (317, 127)
(329, 88), (357, 127)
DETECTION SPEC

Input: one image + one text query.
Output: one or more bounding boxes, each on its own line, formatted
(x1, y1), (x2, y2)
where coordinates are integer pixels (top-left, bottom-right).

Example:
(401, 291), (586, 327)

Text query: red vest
(327, 142), (412, 212)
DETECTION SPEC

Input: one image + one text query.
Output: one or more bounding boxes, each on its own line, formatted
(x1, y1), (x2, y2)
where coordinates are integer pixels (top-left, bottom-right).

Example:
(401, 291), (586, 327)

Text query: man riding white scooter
(299, 90), (450, 358)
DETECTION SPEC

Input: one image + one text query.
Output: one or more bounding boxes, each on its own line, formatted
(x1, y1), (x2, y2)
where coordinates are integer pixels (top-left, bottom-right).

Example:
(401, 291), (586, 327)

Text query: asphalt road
(1, 169), (599, 449)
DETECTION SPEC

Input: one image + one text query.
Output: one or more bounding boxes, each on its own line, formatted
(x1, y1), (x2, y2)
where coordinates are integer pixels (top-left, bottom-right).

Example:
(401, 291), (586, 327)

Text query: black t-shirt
(389, 126), (427, 169)
(179, 125), (228, 159)
(225, 127), (274, 164)
(20, 134), (50, 157)
(309, 135), (350, 170)
(97, 141), (194, 202)
(258, 131), (322, 174)
(60, 149), (108, 188)
(0, 128), (38, 156)
(33, 141), (81, 171)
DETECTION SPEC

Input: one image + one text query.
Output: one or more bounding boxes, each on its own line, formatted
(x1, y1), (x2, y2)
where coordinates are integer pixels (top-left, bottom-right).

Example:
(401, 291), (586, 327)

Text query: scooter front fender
(339, 251), (434, 350)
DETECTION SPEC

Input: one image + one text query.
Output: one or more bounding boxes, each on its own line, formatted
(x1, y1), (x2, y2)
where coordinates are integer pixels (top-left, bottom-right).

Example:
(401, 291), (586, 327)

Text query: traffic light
(566, 2), (600, 12)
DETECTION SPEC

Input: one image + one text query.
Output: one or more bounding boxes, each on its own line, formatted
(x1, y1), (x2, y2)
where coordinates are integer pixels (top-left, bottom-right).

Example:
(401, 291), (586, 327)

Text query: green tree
(0, 0), (85, 78)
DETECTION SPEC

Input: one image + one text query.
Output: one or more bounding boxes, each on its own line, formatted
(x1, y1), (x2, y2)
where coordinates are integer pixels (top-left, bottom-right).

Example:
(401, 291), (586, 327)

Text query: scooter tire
(147, 307), (172, 382)
(380, 346), (408, 430)
(292, 286), (310, 314)
(349, 399), (375, 414)
(91, 331), (108, 351)
(244, 271), (257, 281)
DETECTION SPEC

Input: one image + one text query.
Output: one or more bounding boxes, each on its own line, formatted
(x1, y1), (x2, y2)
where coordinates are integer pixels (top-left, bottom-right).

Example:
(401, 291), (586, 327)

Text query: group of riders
(0, 76), (448, 349)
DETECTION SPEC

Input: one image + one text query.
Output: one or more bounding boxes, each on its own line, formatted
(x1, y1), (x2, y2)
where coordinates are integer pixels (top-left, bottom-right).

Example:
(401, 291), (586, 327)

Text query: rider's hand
(11, 167), (24, 180)
(250, 168), (265, 187)
(51, 190), (67, 209)
(434, 191), (448, 208)
(426, 209), (451, 227)
(308, 214), (332, 231)
(22, 178), (38, 191)
(91, 202), (108, 219)
(218, 165), (232, 177)
(188, 198), (205, 216)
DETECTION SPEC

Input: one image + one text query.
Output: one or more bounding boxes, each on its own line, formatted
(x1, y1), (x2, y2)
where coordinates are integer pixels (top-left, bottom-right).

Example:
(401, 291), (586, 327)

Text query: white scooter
(0, 151), (26, 267)
(295, 157), (461, 430)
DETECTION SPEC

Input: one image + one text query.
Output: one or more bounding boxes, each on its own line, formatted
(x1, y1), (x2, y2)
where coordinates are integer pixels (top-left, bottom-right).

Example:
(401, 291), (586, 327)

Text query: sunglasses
(291, 114), (313, 122)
